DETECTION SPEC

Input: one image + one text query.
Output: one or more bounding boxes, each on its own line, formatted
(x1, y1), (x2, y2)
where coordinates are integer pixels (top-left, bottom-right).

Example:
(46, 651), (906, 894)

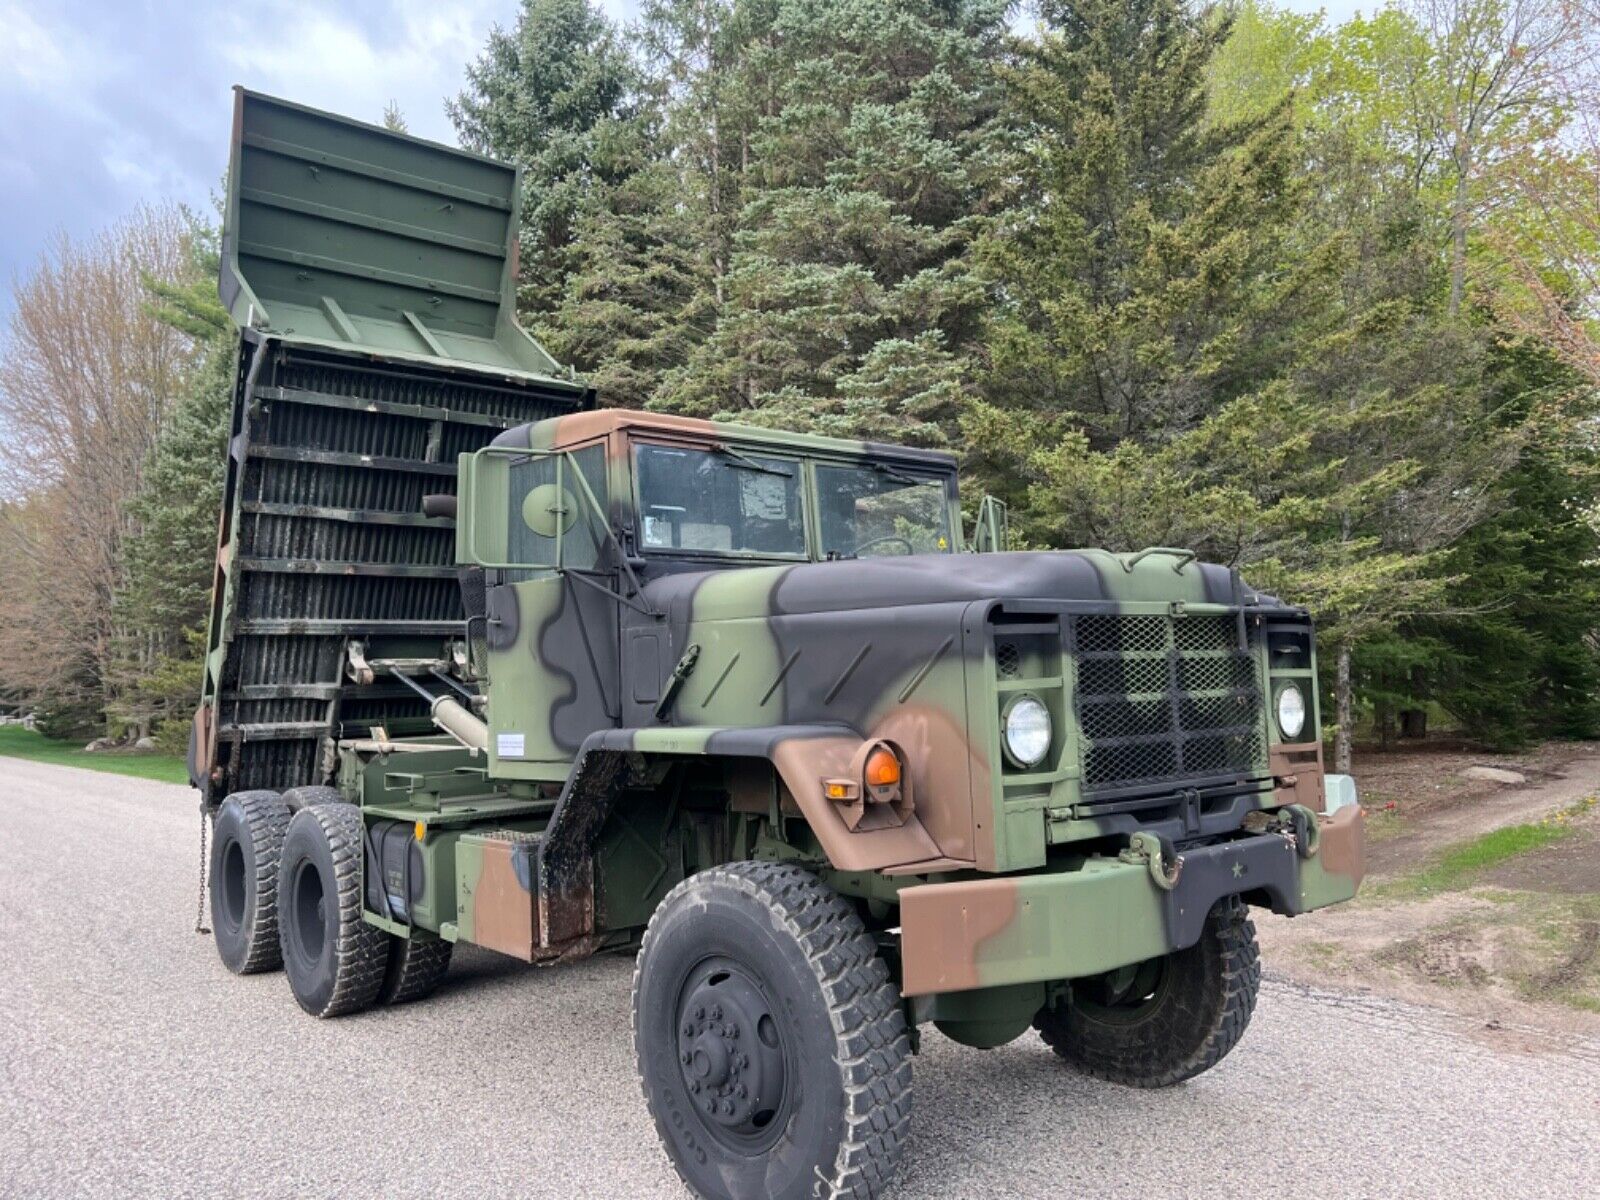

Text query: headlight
(1003, 695), (1052, 767)
(1276, 684), (1306, 739)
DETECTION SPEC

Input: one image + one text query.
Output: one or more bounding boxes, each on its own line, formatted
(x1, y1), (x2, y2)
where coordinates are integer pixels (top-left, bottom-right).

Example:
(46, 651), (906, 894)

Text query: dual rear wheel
(208, 793), (450, 1014)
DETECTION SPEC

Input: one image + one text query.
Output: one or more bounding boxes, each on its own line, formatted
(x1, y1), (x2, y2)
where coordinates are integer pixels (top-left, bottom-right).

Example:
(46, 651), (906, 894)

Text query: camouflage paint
(455, 830), (541, 960)
(434, 409), (1363, 991)
(898, 800), (1366, 997)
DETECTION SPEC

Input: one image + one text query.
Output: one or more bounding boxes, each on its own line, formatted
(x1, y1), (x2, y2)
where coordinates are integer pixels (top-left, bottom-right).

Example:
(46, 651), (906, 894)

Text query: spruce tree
(449, 0), (639, 318)
(542, 120), (715, 408)
(974, 0), (1316, 461)
(645, 0), (1013, 446)
(110, 226), (235, 744)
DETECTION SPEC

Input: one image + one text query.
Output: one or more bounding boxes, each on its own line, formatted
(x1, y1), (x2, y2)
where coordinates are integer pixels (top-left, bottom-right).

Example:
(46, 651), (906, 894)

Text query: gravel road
(3, 757), (1597, 1199)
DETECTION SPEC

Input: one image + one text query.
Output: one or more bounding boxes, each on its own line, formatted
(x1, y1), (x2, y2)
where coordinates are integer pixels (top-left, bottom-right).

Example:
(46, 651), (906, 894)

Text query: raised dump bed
(191, 89), (589, 803)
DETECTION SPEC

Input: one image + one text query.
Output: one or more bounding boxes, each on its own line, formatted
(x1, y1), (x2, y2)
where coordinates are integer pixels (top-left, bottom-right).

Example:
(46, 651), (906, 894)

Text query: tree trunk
(1334, 642), (1353, 774)
(1448, 153), (1471, 316)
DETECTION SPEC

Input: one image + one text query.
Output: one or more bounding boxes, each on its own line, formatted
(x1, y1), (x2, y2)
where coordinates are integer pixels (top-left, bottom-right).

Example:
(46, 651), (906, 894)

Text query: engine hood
(639, 549), (1279, 622)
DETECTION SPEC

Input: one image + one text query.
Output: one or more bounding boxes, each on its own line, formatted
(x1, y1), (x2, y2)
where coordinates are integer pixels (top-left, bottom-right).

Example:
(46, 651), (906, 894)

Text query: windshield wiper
(715, 444), (793, 477)
(870, 462), (920, 485)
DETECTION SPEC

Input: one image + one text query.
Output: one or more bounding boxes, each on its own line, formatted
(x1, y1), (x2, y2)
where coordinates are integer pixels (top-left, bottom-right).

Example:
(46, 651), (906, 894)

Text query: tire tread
(1035, 895), (1260, 1088)
(632, 862), (912, 1200)
(380, 936), (453, 1005)
(280, 804), (389, 1018)
(217, 790), (291, 975)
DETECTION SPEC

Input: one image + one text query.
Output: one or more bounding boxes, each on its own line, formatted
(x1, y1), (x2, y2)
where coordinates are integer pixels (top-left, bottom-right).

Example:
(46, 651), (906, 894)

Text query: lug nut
(710, 1005), (722, 1020)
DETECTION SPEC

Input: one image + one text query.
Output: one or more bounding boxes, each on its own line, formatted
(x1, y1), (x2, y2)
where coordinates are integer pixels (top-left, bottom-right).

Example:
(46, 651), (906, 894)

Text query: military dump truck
(193, 90), (1364, 1200)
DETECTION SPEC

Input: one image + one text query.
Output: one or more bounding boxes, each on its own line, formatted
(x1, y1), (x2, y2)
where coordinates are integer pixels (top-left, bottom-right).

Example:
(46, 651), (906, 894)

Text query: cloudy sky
(0, 0), (1365, 321)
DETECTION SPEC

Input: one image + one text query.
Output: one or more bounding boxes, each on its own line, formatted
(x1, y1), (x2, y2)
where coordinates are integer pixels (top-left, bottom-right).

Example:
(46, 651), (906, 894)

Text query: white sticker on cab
(497, 733), (525, 758)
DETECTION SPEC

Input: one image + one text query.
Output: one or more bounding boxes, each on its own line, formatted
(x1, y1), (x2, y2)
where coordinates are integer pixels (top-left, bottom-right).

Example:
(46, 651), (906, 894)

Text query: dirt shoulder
(1258, 740), (1600, 1037)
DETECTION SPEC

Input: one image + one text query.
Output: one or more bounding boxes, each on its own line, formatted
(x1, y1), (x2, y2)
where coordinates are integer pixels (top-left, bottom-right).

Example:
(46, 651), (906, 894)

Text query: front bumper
(898, 793), (1364, 997)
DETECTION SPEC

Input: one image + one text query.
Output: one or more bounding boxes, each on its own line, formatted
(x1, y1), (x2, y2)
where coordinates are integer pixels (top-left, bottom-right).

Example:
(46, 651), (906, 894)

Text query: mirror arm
(561, 450), (660, 620)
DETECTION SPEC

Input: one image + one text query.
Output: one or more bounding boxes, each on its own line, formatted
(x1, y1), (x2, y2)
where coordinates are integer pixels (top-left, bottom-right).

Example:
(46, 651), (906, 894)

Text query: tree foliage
(449, 0), (640, 316)
(0, 0), (1596, 760)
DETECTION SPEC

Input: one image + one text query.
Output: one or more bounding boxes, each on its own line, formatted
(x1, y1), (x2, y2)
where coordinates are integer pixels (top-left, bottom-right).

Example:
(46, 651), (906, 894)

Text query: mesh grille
(1072, 613), (1264, 793)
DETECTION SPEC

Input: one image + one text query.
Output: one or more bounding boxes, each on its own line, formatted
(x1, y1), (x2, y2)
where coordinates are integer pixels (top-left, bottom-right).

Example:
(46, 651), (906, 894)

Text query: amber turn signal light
(864, 747), (901, 788)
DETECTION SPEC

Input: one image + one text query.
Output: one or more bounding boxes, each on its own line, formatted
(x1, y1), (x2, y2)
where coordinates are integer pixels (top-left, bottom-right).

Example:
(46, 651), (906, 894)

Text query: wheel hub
(675, 968), (786, 1137)
(220, 838), (246, 929)
(293, 862), (328, 963)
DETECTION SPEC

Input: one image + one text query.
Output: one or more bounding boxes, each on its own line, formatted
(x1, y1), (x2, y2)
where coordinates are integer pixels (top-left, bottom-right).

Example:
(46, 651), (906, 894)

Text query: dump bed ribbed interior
(196, 90), (589, 800)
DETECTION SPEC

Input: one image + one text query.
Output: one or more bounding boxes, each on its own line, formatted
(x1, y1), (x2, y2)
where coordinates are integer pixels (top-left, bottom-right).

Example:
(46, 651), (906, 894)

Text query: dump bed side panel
(195, 336), (587, 802)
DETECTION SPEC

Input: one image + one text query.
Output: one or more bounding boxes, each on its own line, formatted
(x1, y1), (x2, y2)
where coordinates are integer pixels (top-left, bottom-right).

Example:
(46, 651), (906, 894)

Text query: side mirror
(972, 495), (1009, 553)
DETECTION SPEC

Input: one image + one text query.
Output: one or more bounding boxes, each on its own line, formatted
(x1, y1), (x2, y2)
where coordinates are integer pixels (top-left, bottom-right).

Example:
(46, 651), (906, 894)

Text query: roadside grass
(1354, 794), (1600, 1013)
(1376, 820), (1575, 899)
(0, 727), (190, 786)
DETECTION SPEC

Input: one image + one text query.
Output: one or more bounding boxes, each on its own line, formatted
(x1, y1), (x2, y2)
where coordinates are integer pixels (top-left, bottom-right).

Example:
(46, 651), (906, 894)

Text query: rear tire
(277, 805), (388, 1018)
(209, 790), (290, 974)
(1034, 895), (1260, 1087)
(379, 936), (453, 1005)
(633, 863), (912, 1200)
(281, 785), (346, 814)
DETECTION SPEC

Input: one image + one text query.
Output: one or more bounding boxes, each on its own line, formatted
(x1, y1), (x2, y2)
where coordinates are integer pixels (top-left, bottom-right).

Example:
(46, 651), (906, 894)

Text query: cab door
(460, 441), (619, 774)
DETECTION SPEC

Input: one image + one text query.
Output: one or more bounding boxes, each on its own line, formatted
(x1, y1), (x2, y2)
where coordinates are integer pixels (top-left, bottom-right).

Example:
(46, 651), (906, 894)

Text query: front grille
(1070, 613), (1264, 794)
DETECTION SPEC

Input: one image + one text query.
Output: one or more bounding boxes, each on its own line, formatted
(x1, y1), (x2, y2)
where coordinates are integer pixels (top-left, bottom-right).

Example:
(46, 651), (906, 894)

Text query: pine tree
(1417, 341), (1600, 747)
(449, 0), (639, 317)
(644, 0), (1013, 446)
(542, 120), (715, 408)
(967, 0), (1530, 769)
(109, 226), (234, 745)
(973, 0), (1320, 465)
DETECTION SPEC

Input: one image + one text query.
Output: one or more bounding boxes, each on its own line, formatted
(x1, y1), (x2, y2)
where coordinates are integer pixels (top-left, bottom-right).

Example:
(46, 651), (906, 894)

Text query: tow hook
(1243, 805), (1322, 859)
(1281, 804), (1321, 859)
(1121, 832), (1184, 891)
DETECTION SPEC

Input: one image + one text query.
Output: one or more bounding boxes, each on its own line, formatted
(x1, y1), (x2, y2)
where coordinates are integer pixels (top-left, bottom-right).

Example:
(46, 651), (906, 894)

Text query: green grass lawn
(0, 726), (191, 786)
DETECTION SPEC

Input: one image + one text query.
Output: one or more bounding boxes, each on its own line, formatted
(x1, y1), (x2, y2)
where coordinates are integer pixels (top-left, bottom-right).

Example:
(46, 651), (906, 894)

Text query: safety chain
(194, 805), (211, 935)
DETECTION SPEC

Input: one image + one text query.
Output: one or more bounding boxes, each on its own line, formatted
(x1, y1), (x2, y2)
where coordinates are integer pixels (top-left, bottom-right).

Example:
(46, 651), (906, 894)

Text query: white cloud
(217, 0), (512, 143)
(0, 2), (73, 91)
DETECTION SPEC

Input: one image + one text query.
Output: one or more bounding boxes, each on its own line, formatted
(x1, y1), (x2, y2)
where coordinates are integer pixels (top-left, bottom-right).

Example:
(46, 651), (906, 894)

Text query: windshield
(815, 463), (953, 558)
(635, 443), (807, 557)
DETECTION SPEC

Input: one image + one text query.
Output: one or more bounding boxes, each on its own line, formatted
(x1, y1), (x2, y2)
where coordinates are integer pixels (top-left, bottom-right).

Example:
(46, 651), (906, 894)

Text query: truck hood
(639, 549), (1274, 622)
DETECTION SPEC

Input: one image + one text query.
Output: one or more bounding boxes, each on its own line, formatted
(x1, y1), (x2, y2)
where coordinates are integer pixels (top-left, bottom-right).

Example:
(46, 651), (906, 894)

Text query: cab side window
(504, 444), (608, 578)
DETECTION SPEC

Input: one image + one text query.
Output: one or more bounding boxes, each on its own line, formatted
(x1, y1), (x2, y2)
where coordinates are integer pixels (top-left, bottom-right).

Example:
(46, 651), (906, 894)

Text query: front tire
(209, 790), (290, 974)
(632, 863), (911, 1200)
(277, 805), (388, 1018)
(1034, 895), (1261, 1087)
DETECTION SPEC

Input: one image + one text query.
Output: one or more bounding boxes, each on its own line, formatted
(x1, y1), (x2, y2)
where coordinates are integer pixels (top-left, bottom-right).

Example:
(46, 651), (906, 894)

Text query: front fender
(562, 726), (956, 873)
